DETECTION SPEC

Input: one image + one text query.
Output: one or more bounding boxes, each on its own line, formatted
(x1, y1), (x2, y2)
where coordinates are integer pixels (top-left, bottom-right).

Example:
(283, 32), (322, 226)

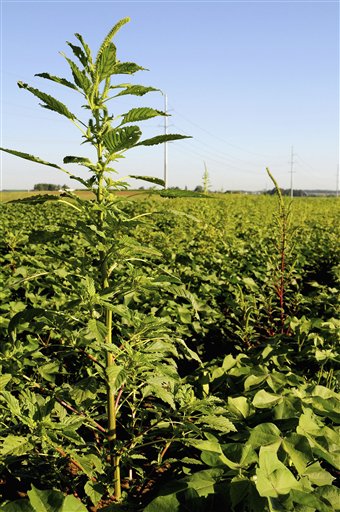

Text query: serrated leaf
(0, 148), (64, 171)
(106, 365), (126, 392)
(63, 156), (93, 166)
(62, 56), (91, 93)
(35, 72), (78, 90)
(1, 391), (21, 417)
(74, 33), (93, 66)
(96, 18), (130, 66)
(87, 318), (107, 343)
(114, 84), (160, 97)
(135, 134), (191, 147)
(121, 107), (166, 125)
(18, 82), (76, 119)
(197, 415), (236, 433)
(129, 175), (165, 187)
(66, 41), (88, 68)
(1, 435), (34, 456)
(95, 42), (117, 81)
(38, 361), (60, 383)
(103, 126), (142, 153)
(0, 374), (12, 391)
(112, 62), (146, 75)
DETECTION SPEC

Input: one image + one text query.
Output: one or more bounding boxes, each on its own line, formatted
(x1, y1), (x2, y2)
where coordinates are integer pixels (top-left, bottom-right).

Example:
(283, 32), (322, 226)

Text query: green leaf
(112, 62), (146, 75)
(60, 495), (87, 512)
(106, 365), (126, 392)
(38, 361), (60, 383)
(35, 73), (78, 90)
(315, 486), (340, 511)
(62, 56), (91, 93)
(227, 396), (251, 418)
(129, 175), (165, 187)
(63, 156), (93, 166)
(27, 486), (64, 512)
(87, 319), (107, 343)
(282, 434), (312, 474)
(84, 481), (105, 507)
(74, 33), (93, 66)
(1, 435), (34, 456)
(197, 415), (236, 433)
(0, 374), (12, 391)
(248, 423), (282, 449)
(244, 372), (268, 391)
(120, 107), (166, 125)
(256, 447), (300, 498)
(0, 148), (64, 171)
(96, 18), (130, 65)
(143, 493), (180, 512)
(303, 462), (334, 486)
(252, 389), (282, 409)
(114, 84), (160, 97)
(103, 126), (142, 153)
(0, 500), (34, 512)
(135, 134), (191, 147)
(18, 82), (76, 119)
(95, 42), (117, 81)
(66, 41), (88, 68)
(290, 489), (332, 512)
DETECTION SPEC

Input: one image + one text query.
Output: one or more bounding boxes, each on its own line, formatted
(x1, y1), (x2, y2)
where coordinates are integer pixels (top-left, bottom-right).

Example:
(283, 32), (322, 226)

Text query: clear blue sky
(1, 0), (339, 191)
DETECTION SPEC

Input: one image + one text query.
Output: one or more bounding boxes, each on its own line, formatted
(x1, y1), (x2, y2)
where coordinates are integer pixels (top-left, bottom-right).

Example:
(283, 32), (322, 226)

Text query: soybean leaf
(0, 501), (34, 512)
(27, 486), (64, 512)
(18, 82), (76, 119)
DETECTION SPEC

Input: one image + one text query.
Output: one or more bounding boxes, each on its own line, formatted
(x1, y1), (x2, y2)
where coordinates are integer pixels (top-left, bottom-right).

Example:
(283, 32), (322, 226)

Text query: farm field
(0, 194), (339, 511)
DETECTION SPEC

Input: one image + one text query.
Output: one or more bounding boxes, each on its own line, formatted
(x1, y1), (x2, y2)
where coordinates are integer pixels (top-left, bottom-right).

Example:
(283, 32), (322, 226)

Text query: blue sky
(1, 0), (339, 191)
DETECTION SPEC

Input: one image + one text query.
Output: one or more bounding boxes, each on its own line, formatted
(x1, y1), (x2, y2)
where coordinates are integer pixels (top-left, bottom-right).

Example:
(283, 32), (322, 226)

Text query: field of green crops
(0, 194), (339, 511)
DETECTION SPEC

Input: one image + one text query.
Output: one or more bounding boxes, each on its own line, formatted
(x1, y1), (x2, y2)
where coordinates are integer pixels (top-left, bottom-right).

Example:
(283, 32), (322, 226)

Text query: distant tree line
(33, 183), (68, 191)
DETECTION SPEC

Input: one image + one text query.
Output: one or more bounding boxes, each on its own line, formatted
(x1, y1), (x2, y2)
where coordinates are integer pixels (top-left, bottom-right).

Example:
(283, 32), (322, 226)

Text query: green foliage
(1, 14), (339, 512)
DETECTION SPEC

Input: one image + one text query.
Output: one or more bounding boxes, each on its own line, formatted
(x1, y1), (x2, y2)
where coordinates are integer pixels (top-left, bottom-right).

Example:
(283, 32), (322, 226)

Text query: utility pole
(336, 163), (339, 198)
(163, 93), (168, 189)
(289, 146), (295, 198)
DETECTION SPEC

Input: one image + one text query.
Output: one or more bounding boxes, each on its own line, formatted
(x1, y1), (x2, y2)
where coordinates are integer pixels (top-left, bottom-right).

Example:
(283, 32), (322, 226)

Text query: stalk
(95, 125), (121, 497)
